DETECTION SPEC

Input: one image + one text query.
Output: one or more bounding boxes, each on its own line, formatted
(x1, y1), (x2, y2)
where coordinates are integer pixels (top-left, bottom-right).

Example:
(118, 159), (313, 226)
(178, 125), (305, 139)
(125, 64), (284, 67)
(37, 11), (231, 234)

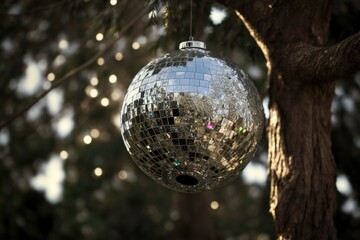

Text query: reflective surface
(120, 45), (263, 192)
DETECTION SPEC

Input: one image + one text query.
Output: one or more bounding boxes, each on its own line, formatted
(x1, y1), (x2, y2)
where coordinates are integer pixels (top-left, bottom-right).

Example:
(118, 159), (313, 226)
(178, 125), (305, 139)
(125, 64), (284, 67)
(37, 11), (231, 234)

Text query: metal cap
(179, 41), (206, 49)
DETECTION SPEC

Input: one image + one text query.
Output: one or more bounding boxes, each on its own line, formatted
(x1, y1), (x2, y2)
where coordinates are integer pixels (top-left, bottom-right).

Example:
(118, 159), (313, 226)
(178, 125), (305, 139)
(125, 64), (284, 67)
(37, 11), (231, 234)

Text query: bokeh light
(94, 167), (103, 176)
(47, 72), (55, 81)
(89, 88), (98, 98)
(132, 42), (140, 50)
(100, 98), (109, 107)
(115, 52), (123, 61)
(58, 39), (69, 49)
(83, 135), (92, 144)
(59, 150), (68, 160)
(210, 201), (219, 210)
(96, 33), (104, 41)
(90, 76), (99, 86)
(118, 170), (128, 180)
(90, 128), (100, 138)
(109, 74), (117, 83)
(97, 58), (105, 66)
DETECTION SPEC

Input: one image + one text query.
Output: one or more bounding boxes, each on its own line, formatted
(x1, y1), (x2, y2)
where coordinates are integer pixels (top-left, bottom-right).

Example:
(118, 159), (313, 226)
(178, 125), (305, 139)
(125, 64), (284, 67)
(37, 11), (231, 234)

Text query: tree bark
(217, 0), (360, 239)
(267, 73), (336, 240)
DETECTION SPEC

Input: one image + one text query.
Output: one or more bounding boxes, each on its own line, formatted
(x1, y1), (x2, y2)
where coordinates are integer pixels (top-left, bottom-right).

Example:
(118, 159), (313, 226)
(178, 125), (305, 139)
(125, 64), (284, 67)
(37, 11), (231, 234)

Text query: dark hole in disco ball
(176, 175), (199, 186)
(120, 40), (264, 193)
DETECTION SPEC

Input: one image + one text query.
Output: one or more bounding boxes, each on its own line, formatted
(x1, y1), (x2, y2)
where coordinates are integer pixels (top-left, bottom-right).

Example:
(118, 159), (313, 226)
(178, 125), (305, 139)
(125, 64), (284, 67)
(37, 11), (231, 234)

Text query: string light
(58, 39), (69, 49)
(132, 42), (140, 50)
(94, 167), (103, 176)
(111, 90), (122, 101)
(89, 88), (98, 98)
(90, 128), (100, 138)
(95, 33), (104, 41)
(83, 135), (92, 144)
(115, 52), (123, 61)
(90, 77), (99, 86)
(60, 150), (68, 160)
(110, 0), (117, 6)
(47, 73), (55, 81)
(108, 74), (117, 83)
(210, 201), (219, 210)
(100, 98), (109, 107)
(97, 58), (105, 66)
(118, 170), (128, 180)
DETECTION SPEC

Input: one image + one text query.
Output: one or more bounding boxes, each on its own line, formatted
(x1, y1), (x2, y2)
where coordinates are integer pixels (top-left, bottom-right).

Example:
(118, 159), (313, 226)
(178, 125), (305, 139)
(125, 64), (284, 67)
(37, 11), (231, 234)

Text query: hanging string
(189, 0), (193, 40)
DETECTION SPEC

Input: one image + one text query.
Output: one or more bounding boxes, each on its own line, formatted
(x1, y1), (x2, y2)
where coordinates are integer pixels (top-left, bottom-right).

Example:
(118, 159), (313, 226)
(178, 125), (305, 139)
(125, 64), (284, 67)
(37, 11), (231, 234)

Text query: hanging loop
(189, 0), (193, 40)
(179, 41), (206, 49)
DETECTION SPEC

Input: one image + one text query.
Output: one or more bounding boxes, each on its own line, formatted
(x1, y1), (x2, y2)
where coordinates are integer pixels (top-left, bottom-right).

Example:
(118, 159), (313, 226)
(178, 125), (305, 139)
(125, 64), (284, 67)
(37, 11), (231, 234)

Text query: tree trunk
(268, 71), (336, 239)
(214, 0), (358, 239)
(170, 192), (215, 240)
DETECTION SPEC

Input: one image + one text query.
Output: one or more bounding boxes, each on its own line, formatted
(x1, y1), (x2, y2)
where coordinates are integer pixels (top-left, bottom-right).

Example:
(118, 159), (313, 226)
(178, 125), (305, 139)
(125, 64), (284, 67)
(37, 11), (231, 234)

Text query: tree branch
(0, 6), (149, 131)
(289, 32), (360, 83)
(216, 0), (270, 29)
(216, 0), (275, 70)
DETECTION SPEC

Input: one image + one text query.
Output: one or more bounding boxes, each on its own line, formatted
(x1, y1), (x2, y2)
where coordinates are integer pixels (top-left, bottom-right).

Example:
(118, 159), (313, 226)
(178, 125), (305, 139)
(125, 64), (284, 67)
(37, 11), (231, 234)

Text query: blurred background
(0, 0), (359, 239)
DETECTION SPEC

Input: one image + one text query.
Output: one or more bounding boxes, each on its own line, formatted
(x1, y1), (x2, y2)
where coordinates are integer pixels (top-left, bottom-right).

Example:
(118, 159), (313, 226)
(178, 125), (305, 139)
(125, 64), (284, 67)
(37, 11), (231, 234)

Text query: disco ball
(120, 40), (263, 193)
